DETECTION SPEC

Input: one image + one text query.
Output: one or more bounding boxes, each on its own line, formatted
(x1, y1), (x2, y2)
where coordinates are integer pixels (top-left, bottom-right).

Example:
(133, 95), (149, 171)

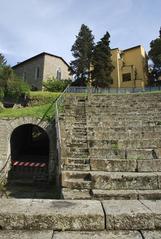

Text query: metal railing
(66, 86), (161, 94)
(55, 86), (70, 168)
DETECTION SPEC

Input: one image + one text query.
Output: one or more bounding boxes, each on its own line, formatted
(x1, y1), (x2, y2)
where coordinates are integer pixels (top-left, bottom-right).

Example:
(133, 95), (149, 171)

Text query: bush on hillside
(29, 91), (60, 106)
(5, 78), (30, 100)
(43, 77), (71, 92)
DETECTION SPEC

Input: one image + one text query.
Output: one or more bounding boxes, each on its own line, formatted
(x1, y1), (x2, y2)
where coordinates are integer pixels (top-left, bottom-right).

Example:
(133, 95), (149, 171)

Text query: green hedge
(43, 78), (71, 92)
(29, 91), (60, 106)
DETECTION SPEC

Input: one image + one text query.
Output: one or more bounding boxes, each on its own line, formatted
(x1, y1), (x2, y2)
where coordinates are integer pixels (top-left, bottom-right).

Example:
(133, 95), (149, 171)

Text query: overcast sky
(0, 0), (161, 66)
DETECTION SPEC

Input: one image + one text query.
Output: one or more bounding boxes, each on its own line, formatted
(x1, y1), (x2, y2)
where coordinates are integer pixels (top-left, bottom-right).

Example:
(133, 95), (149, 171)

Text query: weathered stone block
(140, 200), (161, 229)
(0, 231), (53, 239)
(92, 189), (138, 200)
(0, 199), (104, 231)
(91, 159), (136, 172)
(102, 200), (154, 230)
(137, 160), (161, 172)
(138, 190), (161, 200)
(156, 172), (161, 189)
(141, 230), (161, 239)
(91, 172), (158, 190)
(54, 230), (142, 239)
(0, 199), (32, 230)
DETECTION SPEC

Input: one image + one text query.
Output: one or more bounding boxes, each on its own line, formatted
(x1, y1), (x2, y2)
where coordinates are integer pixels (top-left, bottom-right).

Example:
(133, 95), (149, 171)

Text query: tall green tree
(148, 27), (161, 80)
(0, 53), (29, 101)
(92, 32), (114, 88)
(70, 24), (94, 86)
(0, 53), (7, 66)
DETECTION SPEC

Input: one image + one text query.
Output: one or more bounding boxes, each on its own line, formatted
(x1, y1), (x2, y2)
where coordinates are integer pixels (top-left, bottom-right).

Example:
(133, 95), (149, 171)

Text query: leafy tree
(0, 53), (30, 101)
(148, 27), (161, 80)
(70, 24), (94, 86)
(0, 53), (7, 66)
(91, 32), (114, 88)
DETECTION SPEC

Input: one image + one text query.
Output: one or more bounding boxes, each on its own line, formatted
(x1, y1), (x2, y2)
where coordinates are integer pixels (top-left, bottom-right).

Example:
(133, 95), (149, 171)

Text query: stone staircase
(5, 155), (59, 199)
(60, 93), (161, 199)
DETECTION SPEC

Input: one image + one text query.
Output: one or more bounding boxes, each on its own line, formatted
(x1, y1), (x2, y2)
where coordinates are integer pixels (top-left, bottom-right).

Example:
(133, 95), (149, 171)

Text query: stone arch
(7, 117), (56, 181)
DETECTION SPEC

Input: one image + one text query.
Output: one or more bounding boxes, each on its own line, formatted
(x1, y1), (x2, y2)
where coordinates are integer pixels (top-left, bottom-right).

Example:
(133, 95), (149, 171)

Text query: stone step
(87, 126), (161, 135)
(87, 130), (161, 140)
(87, 124), (161, 132)
(0, 231), (53, 239)
(68, 153), (89, 158)
(70, 136), (87, 141)
(88, 139), (161, 149)
(62, 188), (91, 199)
(88, 121), (161, 128)
(102, 200), (161, 230)
(0, 199), (104, 230)
(63, 157), (90, 165)
(68, 148), (89, 154)
(91, 171), (161, 190)
(91, 158), (161, 172)
(64, 164), (90, 171)
(90, 148), (159, 160)
(62, 171), (91, 189)
(62, 178), (92, 189)
(92, 189), (161, 200)
(72, 127), (87, 131)
(62, 170), (91, 181)
(66, 142), (87, 148)
(87, 114), (161, 122)
(42, 230), (160, 239)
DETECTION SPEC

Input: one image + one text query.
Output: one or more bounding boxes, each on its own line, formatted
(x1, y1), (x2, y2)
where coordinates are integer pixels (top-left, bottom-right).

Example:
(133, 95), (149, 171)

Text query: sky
(0, 0), (161, 66)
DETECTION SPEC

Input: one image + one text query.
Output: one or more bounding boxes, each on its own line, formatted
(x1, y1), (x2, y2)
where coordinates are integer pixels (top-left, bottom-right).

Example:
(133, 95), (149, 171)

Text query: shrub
(43, 77), (71, 92)
(5, 78), (30, 100)
(29, 91), (60, 106)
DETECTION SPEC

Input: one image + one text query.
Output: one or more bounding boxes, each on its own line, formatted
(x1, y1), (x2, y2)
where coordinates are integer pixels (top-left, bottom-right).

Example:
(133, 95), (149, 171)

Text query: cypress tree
(92, 32), (114, 88)
(70, 24), (94, 86)
(148, 27), (161, 77)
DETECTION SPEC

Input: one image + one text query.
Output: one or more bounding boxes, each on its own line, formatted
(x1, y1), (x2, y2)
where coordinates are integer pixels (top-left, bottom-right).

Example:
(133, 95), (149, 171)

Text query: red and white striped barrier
(12, 161), (46, 168)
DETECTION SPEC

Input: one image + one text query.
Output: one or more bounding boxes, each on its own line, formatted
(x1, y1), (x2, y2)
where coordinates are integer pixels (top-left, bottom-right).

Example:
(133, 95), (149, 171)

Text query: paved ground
(0, 199), (161, 238)
(0, 230), (161, 239)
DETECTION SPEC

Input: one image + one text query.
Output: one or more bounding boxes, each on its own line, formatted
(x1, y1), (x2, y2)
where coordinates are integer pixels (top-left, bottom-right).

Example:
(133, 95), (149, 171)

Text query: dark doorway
(7, 124), (59, 199)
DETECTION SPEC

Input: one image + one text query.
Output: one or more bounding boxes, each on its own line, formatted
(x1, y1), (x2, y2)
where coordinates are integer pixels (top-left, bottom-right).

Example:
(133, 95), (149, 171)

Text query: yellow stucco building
(111, 45), (148, 88)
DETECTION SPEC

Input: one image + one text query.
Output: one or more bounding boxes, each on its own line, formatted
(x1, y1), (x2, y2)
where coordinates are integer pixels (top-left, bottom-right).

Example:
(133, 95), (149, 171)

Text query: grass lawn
(0, 103), (56, 119)
(0, 91), (61, 119)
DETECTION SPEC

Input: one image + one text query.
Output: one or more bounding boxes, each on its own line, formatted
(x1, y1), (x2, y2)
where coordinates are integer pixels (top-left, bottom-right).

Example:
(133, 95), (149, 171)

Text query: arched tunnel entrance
(11, 124), (49, 171)
(7, 124), (60, 199)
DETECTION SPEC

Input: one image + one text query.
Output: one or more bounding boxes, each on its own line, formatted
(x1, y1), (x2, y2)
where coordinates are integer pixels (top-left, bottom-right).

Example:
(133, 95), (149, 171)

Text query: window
(56, 68), (61, 80)
(122, 73), (131, 82)
(35, 67), (40, 80)
(23, 72), (26, 81)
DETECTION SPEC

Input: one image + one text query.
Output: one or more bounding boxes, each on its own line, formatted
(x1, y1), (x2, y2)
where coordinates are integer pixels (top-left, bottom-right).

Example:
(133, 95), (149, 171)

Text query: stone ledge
(0, 230), (53, 239)
(102, 200), (157, 230)
(1, 199), (161, 232)
(142, 230), (161, 239)
(53, 230), (142, 239)
(1, 230), (161, 239)
(0, 199), (104, 231)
